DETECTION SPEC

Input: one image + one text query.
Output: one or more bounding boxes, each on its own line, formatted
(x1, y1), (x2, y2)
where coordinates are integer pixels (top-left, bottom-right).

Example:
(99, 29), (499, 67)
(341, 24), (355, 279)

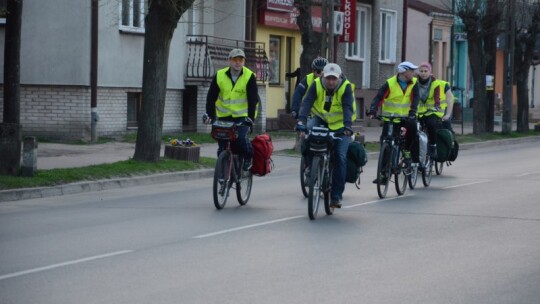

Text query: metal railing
(185, 35), (269, 83)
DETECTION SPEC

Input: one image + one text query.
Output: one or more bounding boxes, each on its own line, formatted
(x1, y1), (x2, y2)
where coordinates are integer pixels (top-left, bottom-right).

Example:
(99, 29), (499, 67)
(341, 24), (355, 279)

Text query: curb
(0, 169), (214, 202)
(1, 136), (538, 202)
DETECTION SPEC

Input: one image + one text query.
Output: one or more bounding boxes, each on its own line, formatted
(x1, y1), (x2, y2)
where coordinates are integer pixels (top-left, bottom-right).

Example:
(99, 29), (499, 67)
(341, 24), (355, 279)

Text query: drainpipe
(91, 0), (99, 142)
(402, 0), (408, 61)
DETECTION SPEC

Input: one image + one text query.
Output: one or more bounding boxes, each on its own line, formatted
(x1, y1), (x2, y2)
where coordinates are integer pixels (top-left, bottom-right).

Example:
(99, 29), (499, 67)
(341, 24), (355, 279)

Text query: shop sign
(266, 0), (295, 12)
(339, 0), (356, 42)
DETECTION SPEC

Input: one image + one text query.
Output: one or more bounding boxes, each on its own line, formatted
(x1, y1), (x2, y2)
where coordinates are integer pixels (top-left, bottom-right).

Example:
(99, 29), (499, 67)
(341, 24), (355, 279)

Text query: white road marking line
(515, 171), (540, 177)
(443, 180), (490, 189)
(193, 216), (303, 239)
(0, 250), (133, 281)
(343, 195), (412, 209)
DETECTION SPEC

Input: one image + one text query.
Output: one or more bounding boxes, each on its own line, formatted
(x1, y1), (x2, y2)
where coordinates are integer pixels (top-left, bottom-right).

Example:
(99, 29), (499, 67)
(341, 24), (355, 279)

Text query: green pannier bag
(435, 129), (454, 162)
(346, 141), (367, 183)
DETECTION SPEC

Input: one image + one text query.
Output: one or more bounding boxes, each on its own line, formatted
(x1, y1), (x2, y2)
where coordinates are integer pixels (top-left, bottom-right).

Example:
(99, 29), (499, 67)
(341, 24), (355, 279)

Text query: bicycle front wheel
(308, 156), (322, 220)
(395, 149), (407, 196)
(300, 155), (309, 198)
(213, 151), (232, 209)
(236, 165), (253, 206)
(376, 142), (392, 199)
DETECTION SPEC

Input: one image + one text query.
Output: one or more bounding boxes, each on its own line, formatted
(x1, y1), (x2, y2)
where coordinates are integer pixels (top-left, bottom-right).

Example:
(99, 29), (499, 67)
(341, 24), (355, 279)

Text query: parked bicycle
(374, 115), (414, 199)
(305, 126), (342, 220)
(210, 120), (253, 209)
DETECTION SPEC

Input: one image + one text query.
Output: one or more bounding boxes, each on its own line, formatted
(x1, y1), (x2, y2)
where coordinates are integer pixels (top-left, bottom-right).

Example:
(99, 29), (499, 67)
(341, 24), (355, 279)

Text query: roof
(408, 0), (452, 15)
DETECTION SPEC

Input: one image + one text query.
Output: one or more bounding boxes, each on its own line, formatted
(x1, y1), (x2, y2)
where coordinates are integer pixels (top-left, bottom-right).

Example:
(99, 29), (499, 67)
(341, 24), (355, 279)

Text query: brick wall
(0, 85), (184, 140)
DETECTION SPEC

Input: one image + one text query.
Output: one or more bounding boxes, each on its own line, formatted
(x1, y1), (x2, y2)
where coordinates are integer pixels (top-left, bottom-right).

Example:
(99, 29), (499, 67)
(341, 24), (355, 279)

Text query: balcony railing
(185, 35), (269, 83)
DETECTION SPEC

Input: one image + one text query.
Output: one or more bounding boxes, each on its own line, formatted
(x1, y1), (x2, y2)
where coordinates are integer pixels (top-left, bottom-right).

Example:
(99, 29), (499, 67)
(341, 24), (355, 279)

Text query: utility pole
(502, 0), (515, 133)
(321, 0), (327, 57)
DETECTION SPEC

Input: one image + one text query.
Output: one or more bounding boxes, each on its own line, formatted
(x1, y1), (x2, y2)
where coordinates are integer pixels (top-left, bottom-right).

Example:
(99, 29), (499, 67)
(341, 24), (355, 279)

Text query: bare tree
(294, 0), (323, 82)
(0, 0), (23, 176)
(133, 0), (195, 162)
(455, 0), (504, 135)
(513, 0), (540, 133)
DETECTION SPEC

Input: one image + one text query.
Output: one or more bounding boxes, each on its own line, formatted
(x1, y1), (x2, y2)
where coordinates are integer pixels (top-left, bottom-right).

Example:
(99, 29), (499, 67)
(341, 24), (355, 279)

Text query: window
(346, 5), (371, 61)
(0, 0), (7, 23)
(120, 0), (146, 33)
(127, 92), (142, 128)
(379, 9), (397, 63)
(269, 36), (282, 85)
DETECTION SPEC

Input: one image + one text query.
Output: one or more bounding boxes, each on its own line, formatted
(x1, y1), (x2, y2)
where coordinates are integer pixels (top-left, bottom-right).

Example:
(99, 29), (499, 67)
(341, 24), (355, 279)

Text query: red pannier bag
(251, 133), (274, 176)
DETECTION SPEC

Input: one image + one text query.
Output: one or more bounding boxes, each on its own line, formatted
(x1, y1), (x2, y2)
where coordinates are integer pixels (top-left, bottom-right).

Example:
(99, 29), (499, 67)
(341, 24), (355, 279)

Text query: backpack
(346, 141), (367, 183)
(447, 139), (459, 162)
(435, 129), (454, 162)
(251, 133), (274, 176)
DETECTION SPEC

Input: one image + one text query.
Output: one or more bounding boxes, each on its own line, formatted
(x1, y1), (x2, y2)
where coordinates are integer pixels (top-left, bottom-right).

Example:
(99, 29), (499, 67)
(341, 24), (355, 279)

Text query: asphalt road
(1, 141), (539, 304)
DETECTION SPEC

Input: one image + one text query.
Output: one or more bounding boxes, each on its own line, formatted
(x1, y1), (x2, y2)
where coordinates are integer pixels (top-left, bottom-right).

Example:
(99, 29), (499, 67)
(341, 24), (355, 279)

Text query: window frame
(345, 5), (371, 62)
(379, 9), (397, 64)
(119, 0), (146, 34)
(127, 92), (143, 129)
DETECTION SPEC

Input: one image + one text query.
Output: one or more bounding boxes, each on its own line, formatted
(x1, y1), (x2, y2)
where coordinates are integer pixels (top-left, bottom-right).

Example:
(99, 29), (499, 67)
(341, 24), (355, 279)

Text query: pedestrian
(203, 48), (259, 171)
(367, 61), (419, 182)
(296, 63), (356, 208)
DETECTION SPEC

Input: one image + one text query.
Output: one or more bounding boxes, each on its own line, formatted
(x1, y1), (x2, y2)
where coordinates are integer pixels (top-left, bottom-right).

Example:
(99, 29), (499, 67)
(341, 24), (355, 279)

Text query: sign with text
(266, 0), (295, 12)
(339, 0), (356, 43)
(260, 6), (322, 32)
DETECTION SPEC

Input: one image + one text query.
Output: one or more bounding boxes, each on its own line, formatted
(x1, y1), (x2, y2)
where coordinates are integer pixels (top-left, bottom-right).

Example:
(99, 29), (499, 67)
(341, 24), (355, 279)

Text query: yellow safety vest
(418, 79), (444, 118)
(439, 80), (451, 111)
(381, 76), (417, 121)
(215, 67), (254, 118)
(311, 78), (357, 131)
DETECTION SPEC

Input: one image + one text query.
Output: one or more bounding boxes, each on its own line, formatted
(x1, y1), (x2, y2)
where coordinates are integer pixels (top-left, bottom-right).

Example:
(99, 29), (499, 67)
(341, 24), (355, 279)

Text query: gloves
(366, 109), (377, 117)
(344, 127), (354, 137)
(244, 117), (254, 127)
(408, 111), (417, 120)
(202, 113), (213, 124)
(295, 122), (307, 133)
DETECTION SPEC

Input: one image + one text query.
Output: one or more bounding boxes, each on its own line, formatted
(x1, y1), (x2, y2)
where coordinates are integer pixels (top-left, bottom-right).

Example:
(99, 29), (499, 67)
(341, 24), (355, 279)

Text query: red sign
(260, 6), (322, 32)
(339, 0), (356, 43)
(266, 0), (294, 12)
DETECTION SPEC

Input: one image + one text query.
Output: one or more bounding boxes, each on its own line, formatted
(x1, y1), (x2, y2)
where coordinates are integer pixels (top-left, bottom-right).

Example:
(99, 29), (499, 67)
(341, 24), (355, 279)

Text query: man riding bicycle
(203, 48), (259, 171)
(290, 56), (328, 120)
(416, 61), (446, 159)
(296, 63), (356, 208)
(367, 61), (420, 183)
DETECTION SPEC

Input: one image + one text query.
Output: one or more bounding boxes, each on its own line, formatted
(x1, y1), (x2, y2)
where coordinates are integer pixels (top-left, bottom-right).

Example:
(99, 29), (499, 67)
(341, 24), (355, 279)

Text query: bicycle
(305, 126), (342, 220)
(210, 120), (253, 210)
(373, 115), (414, 199)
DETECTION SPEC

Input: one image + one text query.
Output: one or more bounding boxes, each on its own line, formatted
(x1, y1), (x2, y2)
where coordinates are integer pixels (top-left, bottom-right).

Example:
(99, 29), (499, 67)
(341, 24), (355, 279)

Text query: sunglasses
(314, 69), (323, 74)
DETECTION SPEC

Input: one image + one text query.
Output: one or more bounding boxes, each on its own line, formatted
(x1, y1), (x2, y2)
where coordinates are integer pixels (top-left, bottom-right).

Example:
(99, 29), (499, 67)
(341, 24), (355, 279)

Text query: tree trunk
(468, 37), (487, 135)
(0, 0), (23, 175)
(295, 0), (323, 81)
(133, 1), (183, 162)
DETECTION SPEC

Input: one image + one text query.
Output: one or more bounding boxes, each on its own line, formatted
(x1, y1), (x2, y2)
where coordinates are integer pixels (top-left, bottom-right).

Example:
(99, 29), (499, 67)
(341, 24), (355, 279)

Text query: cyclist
(203, 48), (259, 171)
(290, 56), (328, 120)
(295, 63), (355, 208)
(416, 61), (445, 159)
(367, 61), (419, 183)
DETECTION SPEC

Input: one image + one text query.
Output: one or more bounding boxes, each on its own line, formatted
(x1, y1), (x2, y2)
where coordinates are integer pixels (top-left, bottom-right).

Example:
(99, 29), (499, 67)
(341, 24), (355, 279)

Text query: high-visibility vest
(303, 73), (317, 116)
(439, 80), (451, 111)
(311, 78), (357, 131)
(215, 67), (254, 118)
(381, 75), (417, 121)
(418, 79), (444, 118)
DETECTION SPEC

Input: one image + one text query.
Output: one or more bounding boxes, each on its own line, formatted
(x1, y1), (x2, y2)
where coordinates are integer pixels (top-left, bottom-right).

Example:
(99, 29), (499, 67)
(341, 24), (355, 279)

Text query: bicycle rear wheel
(408, 165), (418, 189)
(377, 142), (392, 199)
(213, 151), (232, 209)
(422, 156), (433, 187)
(323, 166), (333, 216)
(236, 164), (253, 205)
(435, 161), (444, 175)
(395, 149), (407, 196)
(308, 156), (322, 220)
(300, 155), (309, 198)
